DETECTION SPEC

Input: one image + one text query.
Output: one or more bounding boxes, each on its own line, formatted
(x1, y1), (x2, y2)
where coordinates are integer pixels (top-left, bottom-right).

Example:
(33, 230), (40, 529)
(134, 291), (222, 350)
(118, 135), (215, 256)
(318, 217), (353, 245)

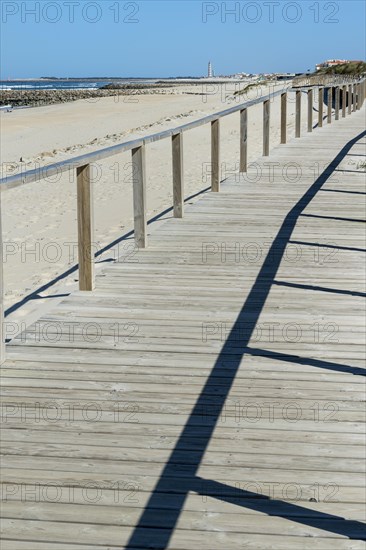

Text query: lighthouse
(208, 61), (213, 78)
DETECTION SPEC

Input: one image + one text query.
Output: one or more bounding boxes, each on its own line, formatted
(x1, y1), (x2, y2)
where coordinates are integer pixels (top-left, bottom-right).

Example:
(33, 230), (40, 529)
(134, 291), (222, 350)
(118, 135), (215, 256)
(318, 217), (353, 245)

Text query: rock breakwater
(0, 86), (177, 108)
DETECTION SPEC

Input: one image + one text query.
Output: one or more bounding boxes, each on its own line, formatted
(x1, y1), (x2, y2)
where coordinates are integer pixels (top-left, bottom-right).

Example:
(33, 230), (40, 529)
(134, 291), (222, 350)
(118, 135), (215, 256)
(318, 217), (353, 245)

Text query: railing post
(295, 90), (301, 138)
(348, 84), (353, 115)
(335, 86), (340, 120)
(361, 82), (364, 106)
(342, 85), (347, 117)
(172, 133), (184, 218)
(280, 92), (287, 144)
(360, 82), (363, 108)
(263, 99), (270, 156)
(239, 108), (248, 172)
(356, 83), (361, 110)
(327, 87), (332, 123)
(353, 83), (357, 112)
(307, 89), (313, 132)
(360, 82), (363, 107)
(0, 190), (4, 365)
(132, 145), (147, 248)
(211, 119), (220, 192)
(76, 164), (95, 291)
(318, 88), (324, 128)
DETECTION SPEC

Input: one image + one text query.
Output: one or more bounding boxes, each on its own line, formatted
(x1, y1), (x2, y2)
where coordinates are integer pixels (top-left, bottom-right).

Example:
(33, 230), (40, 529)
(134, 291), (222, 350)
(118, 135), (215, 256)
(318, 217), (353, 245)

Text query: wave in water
(1, 79), (157, 91)
(0, 80), (110, 90)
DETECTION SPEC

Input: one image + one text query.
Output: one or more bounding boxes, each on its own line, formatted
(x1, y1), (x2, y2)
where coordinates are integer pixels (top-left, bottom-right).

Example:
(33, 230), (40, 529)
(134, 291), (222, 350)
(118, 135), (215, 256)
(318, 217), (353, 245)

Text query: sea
(0, 79), (158, 90)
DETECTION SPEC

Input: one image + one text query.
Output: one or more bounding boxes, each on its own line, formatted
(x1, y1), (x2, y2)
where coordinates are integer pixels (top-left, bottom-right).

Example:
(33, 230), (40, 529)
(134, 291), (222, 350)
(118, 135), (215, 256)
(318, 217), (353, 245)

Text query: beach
(1, 81), (304, 330)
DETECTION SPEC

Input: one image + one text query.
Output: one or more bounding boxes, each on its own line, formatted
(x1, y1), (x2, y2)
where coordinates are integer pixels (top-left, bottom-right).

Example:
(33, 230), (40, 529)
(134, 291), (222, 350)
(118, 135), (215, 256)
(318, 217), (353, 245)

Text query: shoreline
(1, 82), (283, 169)
(0, 79), (265, 108)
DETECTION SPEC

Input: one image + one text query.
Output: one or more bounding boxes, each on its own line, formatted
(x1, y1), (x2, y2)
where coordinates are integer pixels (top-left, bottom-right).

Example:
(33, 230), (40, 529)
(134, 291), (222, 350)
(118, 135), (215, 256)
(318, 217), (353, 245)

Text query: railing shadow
(4, 186), (210, 319)
(320, 189), (366, 195)
(196, 478), (366, 540)
(125, 130), (366, 549)
(301, 213), (365, 223)
(274, 279), (366, 298)
(290, 239), (366, 254)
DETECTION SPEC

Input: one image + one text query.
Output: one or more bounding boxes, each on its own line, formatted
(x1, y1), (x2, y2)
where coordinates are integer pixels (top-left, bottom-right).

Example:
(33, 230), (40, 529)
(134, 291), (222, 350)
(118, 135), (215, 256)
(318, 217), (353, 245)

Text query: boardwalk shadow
(126, 130), (366, 548)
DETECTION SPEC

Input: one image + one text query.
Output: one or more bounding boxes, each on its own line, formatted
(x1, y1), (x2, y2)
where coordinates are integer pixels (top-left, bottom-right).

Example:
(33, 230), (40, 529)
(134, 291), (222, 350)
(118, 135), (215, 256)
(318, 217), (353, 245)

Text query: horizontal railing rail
(1, 88), (286, 190)
(0, 82), (361, 191)
(0, 78), (365, 363)
(293, 73), (365, 88)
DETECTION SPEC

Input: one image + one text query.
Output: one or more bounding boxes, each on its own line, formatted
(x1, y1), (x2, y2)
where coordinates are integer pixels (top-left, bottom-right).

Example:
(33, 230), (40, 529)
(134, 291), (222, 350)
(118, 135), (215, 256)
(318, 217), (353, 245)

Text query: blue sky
(1, 0), (365, 78)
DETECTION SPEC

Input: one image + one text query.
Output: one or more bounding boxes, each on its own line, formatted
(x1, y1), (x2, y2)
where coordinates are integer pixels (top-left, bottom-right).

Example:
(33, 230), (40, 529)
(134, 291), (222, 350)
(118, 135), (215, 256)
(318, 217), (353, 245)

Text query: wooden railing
(0, 79), (365, 363)
(293, 73), (365, 88)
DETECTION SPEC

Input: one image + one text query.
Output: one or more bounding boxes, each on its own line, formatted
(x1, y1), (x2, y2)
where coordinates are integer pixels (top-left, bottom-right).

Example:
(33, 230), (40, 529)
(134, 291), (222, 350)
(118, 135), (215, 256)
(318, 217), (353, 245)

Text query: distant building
(316, 59), (363, 71)
(208, 62), (213, 78)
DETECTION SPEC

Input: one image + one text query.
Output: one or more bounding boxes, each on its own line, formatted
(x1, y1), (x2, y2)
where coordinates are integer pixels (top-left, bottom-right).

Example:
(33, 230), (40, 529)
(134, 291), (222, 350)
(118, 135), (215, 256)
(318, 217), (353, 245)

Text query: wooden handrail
(0, 89), (284, 191)
(0, 78), (365, 363)
(1, 81), (359, 191)
(293, 73), (364, 88)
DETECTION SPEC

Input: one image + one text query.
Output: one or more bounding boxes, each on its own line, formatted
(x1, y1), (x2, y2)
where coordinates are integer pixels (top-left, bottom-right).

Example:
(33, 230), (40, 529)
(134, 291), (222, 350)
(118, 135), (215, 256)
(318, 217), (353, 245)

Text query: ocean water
(0, 79), (157, 91)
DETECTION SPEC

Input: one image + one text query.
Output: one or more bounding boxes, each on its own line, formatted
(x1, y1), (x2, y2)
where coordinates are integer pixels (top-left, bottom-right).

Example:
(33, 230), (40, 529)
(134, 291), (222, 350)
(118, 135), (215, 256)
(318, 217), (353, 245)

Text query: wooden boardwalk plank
(1, 110), (365, 549)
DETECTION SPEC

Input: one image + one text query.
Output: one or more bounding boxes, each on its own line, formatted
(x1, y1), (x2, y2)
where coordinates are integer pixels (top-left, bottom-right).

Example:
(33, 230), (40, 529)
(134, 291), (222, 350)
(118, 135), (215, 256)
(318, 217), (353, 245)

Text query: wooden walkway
(1, 110), (365, 549)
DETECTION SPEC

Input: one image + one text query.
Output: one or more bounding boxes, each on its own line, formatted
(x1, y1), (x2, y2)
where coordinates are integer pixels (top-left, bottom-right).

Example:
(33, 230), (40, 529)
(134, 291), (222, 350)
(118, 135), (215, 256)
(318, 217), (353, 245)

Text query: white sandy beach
(1, 81), (310, 330)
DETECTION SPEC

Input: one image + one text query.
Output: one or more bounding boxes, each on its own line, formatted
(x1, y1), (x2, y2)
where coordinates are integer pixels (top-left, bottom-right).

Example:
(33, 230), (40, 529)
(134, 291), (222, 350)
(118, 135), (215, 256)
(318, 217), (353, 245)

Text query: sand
(1, 81), (306, 333)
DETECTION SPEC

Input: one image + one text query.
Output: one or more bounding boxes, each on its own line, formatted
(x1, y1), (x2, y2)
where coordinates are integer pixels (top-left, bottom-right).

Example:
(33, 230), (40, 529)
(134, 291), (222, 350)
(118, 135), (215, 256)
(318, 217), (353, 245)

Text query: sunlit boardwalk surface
(1, 109), (365, 549)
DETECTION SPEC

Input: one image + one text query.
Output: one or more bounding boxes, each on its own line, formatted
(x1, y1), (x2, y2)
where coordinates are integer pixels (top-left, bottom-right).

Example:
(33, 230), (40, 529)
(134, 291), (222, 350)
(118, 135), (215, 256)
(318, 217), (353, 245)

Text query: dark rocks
(0, 87), (177, 108)
(101, 83), (175, 90)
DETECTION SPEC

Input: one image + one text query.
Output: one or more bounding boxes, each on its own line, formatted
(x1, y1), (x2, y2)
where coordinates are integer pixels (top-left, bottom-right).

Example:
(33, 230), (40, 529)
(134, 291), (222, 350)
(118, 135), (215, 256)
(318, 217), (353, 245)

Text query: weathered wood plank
(1, 109), (365, 550)
(2, 519), (365, 550)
